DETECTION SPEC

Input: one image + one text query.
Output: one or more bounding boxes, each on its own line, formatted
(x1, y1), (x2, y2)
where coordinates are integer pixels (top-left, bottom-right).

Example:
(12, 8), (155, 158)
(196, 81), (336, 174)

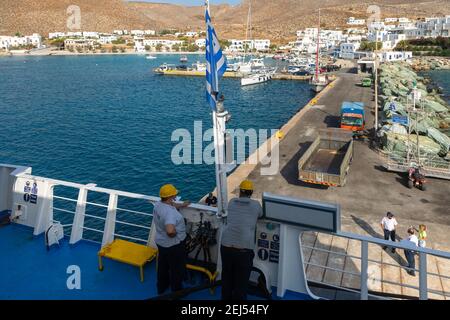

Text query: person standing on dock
(153, 184), (190, 294)
(205, 192), (218, 207)
(381, 212), (398, 253)
(401, 227), (419, 276)
(415, 224), (427, 248)
(220, 180), (263, 300)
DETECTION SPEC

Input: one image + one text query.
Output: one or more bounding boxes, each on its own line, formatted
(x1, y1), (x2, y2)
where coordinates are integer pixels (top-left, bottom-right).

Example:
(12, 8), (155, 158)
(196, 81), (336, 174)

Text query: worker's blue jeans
(404, 249), (416, 275)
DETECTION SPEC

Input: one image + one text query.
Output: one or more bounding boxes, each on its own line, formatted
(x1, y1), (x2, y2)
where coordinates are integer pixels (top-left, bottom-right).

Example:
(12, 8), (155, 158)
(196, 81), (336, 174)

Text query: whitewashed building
(131, 30), (145, 36)
(82, 32), (99, 39)
(0, 34), (42, 50)
(376, 51), (413, 62)
(416, 15), (450, 37)
(347, 17), (366, 25)
(67, 31), (83, 37)
(195, 39), (206, 48)
(98, 35), (118, 45)
(227, 39), (270, 52)
(186, 32), (198, 38)
(49, 32), (66, 39)
(144, 30), (156, 36)
(339, 42), (361, 59)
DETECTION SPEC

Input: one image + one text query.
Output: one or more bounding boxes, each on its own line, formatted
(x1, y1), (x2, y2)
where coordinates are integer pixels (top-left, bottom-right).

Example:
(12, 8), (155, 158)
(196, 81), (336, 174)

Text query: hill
(1, 0), (449, 42)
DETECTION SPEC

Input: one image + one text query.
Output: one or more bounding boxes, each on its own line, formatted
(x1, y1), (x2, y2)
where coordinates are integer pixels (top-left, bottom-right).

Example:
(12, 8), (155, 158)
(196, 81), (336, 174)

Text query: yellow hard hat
(239, 180), (254, 191)
(159, 184), (178, 198)
(276, 130), (284, 140)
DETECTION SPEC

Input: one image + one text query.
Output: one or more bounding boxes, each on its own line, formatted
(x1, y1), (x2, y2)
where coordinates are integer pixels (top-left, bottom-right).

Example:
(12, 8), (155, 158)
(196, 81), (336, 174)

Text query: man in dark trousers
(220, 180), (263, 300)
(380, 211), (398, 253)
(153, 184), (190, 294)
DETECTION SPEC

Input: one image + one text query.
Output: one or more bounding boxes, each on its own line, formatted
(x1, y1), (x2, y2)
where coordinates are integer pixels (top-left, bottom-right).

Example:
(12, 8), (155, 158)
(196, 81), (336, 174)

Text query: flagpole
(206, 0), (228, 218)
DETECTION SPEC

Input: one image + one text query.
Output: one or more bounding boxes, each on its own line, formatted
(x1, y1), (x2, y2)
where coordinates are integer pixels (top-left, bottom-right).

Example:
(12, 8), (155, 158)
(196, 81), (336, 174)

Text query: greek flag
(205, 6), (227, 111)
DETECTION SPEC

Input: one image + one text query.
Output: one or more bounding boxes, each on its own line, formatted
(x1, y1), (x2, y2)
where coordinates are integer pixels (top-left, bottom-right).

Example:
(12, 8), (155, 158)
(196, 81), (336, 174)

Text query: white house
(195, 39), (206, 48)
(140, 39), (184, 50)
(98, 35), (118, 45)
(144, 30), (156, 36)
(228, 39), (270, 52)
(131, 30), (145, 36)
(49, 32), (66, 39)
(347, 17), (366, 25)
(385, 18), (398, 23)
(82, 32), (99, 39)
(64, 38), (96, 50)
(0, 34), (42, 50)
(186, 31), (198, 38)
(66, 31), (83, 37)
(113, 30), (124, 35)
(416, 15), (450, 37)
(340, 42), (361, 59)
(376, 51), (413, 62)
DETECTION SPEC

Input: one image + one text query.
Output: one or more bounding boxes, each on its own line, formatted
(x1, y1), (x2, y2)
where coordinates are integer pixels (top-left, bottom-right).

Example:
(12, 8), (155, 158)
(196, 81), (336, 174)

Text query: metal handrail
(115, 219), (151, 230)
(113, 233), (147, 243)
(302, 231), (450, 300)
(116, 207), (153, 217)
(302, 243), (450, 281)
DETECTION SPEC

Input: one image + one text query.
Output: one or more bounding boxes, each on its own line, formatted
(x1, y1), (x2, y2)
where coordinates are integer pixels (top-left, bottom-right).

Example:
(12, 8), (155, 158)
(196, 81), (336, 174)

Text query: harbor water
(0, 54), (313, 240)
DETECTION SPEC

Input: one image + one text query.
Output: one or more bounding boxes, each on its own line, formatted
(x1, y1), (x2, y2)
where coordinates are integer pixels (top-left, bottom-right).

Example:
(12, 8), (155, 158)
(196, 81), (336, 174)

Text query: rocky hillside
(1, 0), (449, 42)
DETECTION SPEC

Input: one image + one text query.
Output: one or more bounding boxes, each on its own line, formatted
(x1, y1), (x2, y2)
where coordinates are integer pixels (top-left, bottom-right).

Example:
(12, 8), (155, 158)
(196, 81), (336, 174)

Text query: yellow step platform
(98, 239), (157, 282)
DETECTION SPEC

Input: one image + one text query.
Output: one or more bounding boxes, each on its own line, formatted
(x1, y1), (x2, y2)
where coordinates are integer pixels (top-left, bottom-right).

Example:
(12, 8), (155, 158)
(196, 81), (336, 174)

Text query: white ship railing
(301, 230), (450, 300)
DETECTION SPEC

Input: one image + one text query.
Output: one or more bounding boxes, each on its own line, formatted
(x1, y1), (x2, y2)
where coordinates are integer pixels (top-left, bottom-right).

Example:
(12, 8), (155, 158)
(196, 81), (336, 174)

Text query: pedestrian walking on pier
(401, 227), (419, 276)
(414, 224), (427, 248)
(381, 212), (398, 253)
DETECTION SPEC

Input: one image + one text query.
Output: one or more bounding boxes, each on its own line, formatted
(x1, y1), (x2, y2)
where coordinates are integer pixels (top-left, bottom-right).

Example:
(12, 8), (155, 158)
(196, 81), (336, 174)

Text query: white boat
(309, 74), (328, 92)
(191, 61), (206, 72)
(241, 73), (271, 86)
(180, 55), (188, 63)
(241, 68), (276, 86)
(146, 55), (157, 60)
(309, 8), (329, 93)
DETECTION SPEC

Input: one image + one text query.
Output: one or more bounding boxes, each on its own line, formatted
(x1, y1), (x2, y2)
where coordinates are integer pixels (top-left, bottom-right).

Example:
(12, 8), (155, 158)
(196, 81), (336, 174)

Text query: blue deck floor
(0, 224), (309, 300)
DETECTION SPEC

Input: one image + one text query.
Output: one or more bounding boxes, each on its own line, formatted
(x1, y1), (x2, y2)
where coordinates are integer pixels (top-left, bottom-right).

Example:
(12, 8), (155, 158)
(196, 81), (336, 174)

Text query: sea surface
(426, 69), (450, 104)
(0, 54), (312, 240)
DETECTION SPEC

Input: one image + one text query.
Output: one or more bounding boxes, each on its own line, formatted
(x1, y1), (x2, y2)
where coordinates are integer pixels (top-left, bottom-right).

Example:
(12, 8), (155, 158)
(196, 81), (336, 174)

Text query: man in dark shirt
(205, 192), (218, 207)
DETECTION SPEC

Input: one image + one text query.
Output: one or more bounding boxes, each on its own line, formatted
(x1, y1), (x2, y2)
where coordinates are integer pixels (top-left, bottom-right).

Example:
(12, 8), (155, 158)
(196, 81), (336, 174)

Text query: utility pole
(374, 29), (379, 138)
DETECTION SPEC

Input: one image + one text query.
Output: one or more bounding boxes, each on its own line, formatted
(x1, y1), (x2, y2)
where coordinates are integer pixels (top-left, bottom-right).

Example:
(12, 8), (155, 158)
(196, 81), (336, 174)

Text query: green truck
(361, 78), (372, 87)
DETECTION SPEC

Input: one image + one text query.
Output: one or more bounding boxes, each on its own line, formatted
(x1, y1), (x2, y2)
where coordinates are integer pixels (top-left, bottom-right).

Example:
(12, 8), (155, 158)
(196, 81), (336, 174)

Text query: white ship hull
(241, 73), (273, 86)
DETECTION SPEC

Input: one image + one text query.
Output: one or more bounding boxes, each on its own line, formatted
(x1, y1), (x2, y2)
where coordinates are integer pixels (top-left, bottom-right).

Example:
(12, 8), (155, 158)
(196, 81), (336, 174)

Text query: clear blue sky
(130, 0), (241, 6)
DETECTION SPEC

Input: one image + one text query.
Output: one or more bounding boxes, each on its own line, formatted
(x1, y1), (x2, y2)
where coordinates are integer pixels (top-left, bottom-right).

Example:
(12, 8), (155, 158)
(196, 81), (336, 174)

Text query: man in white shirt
(380, 212), (398, 253)
(401, 227), (419, 276)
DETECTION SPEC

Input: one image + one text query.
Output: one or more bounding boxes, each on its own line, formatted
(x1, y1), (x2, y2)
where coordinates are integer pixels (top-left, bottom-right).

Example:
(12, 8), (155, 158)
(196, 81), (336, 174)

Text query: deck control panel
(256, 221), (280, 264)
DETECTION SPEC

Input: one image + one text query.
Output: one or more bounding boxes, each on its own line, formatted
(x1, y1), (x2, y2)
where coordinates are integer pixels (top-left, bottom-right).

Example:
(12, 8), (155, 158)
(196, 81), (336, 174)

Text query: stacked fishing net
(378, 62), (450, 160)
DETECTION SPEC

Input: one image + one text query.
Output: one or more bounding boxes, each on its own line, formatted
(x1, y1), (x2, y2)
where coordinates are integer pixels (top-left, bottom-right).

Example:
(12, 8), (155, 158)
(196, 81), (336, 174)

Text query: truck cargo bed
(303, 148), (346, 175)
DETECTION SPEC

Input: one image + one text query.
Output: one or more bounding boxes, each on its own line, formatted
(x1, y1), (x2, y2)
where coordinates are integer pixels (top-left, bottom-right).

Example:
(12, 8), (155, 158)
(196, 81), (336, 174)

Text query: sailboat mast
(244, 1), (252, 60)
(316, 8), (321, 79)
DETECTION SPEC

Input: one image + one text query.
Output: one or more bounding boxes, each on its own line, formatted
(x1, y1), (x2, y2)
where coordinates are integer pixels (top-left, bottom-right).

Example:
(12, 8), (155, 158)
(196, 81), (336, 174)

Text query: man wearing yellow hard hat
(220, 179), (263, 300)
(153, 184), (190, 294)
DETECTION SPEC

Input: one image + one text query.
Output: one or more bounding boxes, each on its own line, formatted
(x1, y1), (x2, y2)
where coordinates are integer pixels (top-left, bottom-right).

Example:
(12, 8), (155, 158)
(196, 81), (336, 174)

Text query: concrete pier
(224, 70), (450, 299)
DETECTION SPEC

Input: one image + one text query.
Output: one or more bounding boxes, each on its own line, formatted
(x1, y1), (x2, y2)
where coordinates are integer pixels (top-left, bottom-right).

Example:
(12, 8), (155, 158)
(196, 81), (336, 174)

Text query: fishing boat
(309, 8), (329, 93)
(180, 55), (188, 63)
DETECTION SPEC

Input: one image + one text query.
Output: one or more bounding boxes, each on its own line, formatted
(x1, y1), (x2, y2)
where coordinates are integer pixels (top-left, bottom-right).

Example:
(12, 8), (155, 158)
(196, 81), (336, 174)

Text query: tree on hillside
(187, 44), (199, 52)
(219, 39), (231, 50)
(155, 43), (163, 52)
(360, 41), (383, 51)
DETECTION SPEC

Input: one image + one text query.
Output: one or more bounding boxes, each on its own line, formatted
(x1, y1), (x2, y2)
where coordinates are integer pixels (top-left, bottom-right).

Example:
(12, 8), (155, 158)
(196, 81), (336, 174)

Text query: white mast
(206, 0), (229, 217)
